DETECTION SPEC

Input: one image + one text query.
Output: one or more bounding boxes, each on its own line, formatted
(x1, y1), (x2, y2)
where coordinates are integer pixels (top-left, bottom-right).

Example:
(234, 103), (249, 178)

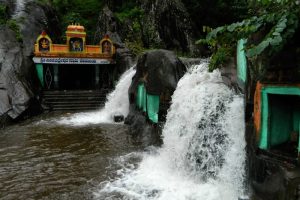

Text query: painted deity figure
(102, 41), (111, 54)
(39, 38), (50, 52)
(70, 38), (83, 52)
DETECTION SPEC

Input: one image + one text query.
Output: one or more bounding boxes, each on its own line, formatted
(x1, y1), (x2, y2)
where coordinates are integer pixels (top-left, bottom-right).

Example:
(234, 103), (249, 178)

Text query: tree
(198, 0), (300, 72)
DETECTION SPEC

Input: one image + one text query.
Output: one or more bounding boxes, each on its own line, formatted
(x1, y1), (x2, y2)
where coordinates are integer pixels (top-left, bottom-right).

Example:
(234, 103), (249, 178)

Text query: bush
(7, 19), (22, 42)
(0, 4), (8, 24)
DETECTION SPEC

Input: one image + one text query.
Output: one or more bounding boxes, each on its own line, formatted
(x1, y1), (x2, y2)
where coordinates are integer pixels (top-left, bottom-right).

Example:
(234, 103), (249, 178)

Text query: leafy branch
(198, 0), (300, 71)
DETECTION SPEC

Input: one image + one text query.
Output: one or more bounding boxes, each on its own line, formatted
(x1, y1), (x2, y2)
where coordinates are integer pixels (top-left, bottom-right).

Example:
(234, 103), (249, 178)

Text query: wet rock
(125, 105), (162, 147)
(126, 49), (186, 141)
(128, 49), (186, 96)
(104, 0), (198, 54)
(94, 5), (133, 76)
(0, 1), (58, 127)
(179, 57), (206, 69)
(0, 26), (33, 119)
(252, 170), (286, 200)
(94, 5), (121, 45)
(113, 112), (124, 122)
(0, 0), (14, 16)
(220, 58), (243, 92)
(144, 0), (195, 53)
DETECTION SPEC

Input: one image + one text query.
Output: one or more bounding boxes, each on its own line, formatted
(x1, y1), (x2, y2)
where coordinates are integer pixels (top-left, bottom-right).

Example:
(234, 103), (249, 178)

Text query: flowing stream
(0, 62), (246, 200)
(0, 67), (140, 200)
(58, 67), (136, 126)
(94, 61), (246, 199)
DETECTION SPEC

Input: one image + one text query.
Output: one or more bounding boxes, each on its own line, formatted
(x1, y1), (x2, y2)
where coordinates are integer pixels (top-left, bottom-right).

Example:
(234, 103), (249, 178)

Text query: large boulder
(125, 49), (186, 143)
(0, 26), (34, 119)
(0, 0), (58, 127)
(128, 49), (186, 96)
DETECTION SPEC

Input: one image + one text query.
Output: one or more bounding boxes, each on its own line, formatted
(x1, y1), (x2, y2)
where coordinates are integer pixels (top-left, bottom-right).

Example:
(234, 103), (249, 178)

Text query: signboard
(33, 57), (114, 65)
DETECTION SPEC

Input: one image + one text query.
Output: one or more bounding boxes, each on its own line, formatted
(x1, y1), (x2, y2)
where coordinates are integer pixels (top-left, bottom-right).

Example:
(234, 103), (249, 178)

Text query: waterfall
(13, 0), (26, 18)
(58, 67), (136, 126)
(94, 61), (246, 200)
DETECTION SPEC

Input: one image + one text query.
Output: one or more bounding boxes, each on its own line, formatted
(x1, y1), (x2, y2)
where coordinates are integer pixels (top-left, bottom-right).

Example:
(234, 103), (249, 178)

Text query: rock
(129, 49), (186, 96)
(0, 0), (14, 16)
(125, 105), (162, 147)
(103, 0), (199, 55)
(94, 5), (120, 45)
(140, 0), (198, 54)
(115, 46), (134, 72)
(220, 57), (242, 92)
(179, 57), (206, 69)
(125, 49), (186, 140)
(19, 1), (59, 57)
(0, 1), (59, 127)
(0, 26), (33, 119)
(94, 5), (134, 84)
(113, 112), (124, 122)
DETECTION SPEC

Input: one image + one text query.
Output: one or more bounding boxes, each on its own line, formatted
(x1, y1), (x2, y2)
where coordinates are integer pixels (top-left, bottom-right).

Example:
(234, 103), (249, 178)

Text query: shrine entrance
(32, 24), (117, 110)
(33, 24), (116, 91)
(37, 64), (115, 90)
(59, 64), (95, 90)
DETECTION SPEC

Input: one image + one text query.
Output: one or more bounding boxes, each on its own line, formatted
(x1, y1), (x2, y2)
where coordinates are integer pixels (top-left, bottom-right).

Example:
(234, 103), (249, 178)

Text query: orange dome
(67, 24), (85, 32)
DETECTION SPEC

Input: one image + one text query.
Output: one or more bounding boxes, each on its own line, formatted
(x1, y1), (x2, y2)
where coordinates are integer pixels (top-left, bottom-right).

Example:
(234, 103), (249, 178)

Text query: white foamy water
(13, 0), (29, 18)
(57, 67), (136, 126)
(94, 62), (246, 200)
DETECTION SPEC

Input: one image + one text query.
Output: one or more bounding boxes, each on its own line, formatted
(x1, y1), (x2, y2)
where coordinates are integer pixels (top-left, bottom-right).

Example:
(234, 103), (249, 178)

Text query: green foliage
(7, 19), (22, 42)
(209, 47), (232, 71)
(182, 0), (248, 36)
(115, 6), (143, 23)
(50, 0), (104, 42)
(198, 0), (300, 70)
(125, 39), (145, 56)
(0, 4), (8, 24)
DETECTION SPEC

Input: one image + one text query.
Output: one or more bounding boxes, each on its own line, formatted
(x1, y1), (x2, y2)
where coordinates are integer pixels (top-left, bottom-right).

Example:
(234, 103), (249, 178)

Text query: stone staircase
(42, 89), (110, 111)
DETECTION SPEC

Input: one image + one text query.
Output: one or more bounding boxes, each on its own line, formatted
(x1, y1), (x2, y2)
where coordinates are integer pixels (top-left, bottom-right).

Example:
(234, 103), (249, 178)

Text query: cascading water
(13, 0), (29, 18)
(94, 61), (246, 200)
(58, 67), (136, 126)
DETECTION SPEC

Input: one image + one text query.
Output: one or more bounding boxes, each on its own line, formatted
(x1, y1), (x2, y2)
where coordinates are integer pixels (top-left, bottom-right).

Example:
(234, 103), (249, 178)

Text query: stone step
(43, 90), (109, 96)
(42, 90), (108, 111)
(44, 97), (106, 101)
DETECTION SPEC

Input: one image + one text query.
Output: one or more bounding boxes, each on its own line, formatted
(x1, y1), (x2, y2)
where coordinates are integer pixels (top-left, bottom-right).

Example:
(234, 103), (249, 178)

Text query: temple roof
(66, 24), (85, 32)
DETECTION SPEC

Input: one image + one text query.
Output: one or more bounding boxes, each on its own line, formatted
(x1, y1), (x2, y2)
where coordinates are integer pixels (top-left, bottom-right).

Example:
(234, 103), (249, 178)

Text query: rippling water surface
(0, 113), (142, 200)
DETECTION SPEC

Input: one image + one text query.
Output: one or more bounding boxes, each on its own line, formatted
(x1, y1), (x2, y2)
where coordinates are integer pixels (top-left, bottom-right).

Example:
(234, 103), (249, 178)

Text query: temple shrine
(33, 24), (116, 90)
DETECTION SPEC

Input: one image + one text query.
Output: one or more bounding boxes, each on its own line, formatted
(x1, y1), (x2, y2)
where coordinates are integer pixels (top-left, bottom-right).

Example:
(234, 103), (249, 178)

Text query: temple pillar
(53, 64), (59, 89)
(35, 64), (44, 87)
(95, 65), (100, 89)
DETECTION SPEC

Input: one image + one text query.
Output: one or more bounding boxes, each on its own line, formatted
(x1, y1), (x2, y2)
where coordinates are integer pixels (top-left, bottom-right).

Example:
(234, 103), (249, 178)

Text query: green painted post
(53, 64), (59, 89)
(298, 121), (300, 153)
(142, 86), (147, 113)
(237, 39), (247, 84)
(259, 91), (269, 149)
(95, 65), (100, 89)
(146, 94), (160, 123)
(35, 64), (44, 87)
(136, 83), (144, 109)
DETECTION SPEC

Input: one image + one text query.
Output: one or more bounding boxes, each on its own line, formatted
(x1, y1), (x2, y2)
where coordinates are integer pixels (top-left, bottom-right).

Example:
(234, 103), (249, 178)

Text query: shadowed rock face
(129, 49), (186, 97)
(125, 49), (186, 144)
(0, 0), (58, 126)
(94, 5), (133, 77)
(103, 0), (197, 54)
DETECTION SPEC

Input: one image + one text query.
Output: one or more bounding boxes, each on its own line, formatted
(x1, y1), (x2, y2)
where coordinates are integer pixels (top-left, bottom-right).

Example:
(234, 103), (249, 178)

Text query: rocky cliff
(101, 0), (198, 55)
(125, 49), (186, 145)
(0, 0), (58, 127)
